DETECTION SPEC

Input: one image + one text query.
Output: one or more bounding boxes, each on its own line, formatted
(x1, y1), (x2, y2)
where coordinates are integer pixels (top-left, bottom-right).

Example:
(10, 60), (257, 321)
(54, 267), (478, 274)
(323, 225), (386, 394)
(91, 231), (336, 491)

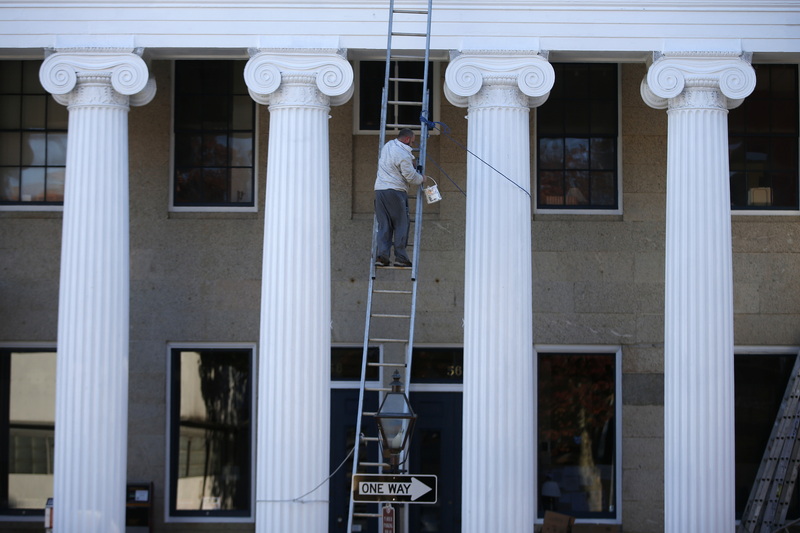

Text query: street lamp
(374, 370), (416, 472)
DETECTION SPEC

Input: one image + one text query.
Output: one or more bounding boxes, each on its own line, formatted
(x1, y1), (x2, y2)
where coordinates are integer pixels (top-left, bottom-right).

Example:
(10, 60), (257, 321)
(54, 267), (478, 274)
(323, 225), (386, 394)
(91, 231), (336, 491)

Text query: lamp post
(374, 371), (416, 472)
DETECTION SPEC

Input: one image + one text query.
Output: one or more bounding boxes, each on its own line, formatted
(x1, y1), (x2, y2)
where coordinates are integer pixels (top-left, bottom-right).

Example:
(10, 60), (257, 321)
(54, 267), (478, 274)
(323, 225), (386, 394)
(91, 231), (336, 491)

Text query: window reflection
(538, 353), (617, 519)
(172, 60), (255, 208)
(0, 60), (66, 206)
(729, 64), (799, 210)
(1, 349), (57, 513)
(171, 349), (252, 516)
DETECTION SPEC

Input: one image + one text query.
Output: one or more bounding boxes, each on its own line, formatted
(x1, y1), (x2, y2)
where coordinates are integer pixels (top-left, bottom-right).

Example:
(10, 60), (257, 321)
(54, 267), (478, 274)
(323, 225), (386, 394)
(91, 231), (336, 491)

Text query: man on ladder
(374, 127), (425, 268)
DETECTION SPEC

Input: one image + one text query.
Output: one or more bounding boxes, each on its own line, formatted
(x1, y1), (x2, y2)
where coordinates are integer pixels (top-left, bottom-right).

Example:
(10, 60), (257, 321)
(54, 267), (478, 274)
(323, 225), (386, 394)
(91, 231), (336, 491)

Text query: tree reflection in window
(537, 353), (617, 519)
(170, 348), (252, 517)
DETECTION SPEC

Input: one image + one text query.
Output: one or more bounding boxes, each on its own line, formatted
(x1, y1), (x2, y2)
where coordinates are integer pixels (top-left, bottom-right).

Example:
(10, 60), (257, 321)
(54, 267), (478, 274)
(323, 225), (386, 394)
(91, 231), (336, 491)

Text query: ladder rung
(361, 436), (381, 442)
(369, 338), (408, 343)
(354, 512), (383, 518)
(392, 32), (427, 38)
(393, 8), (429, 14)
(387, 123), (423, 129)
(374, 289), (412, 295)
(388, 100), (423, 106)
(368, 362), (407, 367)
(372, 313), (411, 319)
(366, 387), (392, 392)
(360, 461), (391, 468)
(390, 54), (427, 60)
(363, 411), (377, 417)
(388, 77), (425, 83)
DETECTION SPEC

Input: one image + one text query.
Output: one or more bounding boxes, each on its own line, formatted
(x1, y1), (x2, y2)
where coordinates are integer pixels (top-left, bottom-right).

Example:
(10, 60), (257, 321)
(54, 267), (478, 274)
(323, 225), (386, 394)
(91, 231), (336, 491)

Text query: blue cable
(421, 115), (531, 197)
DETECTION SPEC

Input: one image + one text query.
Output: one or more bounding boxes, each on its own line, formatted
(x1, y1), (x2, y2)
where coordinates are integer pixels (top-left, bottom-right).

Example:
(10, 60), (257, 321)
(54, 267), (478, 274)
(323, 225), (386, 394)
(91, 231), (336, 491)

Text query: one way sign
(352, 474), (437, 504)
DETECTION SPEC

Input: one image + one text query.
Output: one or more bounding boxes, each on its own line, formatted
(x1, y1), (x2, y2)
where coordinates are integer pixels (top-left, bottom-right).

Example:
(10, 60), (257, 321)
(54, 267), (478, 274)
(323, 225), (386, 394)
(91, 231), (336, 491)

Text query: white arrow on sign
(358, 476), (433, 501)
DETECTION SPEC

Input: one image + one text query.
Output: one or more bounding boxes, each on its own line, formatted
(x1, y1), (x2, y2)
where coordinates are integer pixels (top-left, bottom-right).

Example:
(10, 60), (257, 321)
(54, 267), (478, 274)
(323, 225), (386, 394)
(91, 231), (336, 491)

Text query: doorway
(329, 389), (463, 533)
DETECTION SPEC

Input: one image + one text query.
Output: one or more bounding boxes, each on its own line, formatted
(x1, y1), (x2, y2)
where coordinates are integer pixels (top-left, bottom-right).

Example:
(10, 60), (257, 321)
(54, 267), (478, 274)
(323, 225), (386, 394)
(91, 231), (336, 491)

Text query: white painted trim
(734, 345), (800, 355)
(533, 344), (623, 524)
(0, 204), (63, 212)
(0, 341), (57, 349)
(167, 60), (260, 214)
(163, 342), (257, 524)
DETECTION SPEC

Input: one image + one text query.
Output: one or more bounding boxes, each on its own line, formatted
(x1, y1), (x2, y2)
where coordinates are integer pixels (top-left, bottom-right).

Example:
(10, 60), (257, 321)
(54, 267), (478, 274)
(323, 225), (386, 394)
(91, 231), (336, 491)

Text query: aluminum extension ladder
(739, 353), (800, 533)
(346, 1), (434, 531)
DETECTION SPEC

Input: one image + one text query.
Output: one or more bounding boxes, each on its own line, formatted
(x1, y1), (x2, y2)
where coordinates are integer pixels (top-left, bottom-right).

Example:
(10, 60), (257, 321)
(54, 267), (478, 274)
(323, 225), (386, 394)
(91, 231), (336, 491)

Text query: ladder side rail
(760, 401), (800, 532)
(740, 353), (800, 533)
(399, 0), (433, 479)
(349, 1), (398, 530)
(403, 0), (432, 394)
(346, 222), (380, 533)
(743, 394), (800, 532)
(747, 410), (799, 532)
(773, 434), (800, 529)
(381, 0), (396, 149)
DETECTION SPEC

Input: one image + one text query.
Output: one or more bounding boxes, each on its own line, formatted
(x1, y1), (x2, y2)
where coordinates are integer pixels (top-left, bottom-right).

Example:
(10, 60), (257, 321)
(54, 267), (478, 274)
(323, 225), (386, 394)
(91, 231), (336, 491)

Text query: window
(729, 64), (799, 211)
(168, 346), (254, 520)
(0, 347), (56, 518)
(355, 60), (440, 135)
(536, 64), (619, 211)
(0, 61), (68, 208)
(172, 61), (256, 210)
(537, 349), (620, 520)
(735, 351), (799, 520)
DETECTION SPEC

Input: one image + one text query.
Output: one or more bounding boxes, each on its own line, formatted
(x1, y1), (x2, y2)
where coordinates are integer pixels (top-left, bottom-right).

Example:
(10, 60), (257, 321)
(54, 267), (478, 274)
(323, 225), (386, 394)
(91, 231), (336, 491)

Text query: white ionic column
(244, 49), (352, 533)
(445, 51), (554, 533)
(641, 52), (755, 533)
(39, 51), (155, 533)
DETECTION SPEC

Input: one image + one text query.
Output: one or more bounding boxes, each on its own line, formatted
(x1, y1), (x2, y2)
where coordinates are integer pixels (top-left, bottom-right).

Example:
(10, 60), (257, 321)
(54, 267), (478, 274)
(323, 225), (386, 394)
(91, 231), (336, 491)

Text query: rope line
(421, 115), (532, 198)
(424, 152), (467, 197)
(256, 444), (355, 504)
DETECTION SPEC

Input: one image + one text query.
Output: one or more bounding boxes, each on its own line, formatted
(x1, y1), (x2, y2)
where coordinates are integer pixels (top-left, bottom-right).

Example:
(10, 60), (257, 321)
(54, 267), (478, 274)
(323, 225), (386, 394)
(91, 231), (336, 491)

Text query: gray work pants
(374, 188), (411, 262)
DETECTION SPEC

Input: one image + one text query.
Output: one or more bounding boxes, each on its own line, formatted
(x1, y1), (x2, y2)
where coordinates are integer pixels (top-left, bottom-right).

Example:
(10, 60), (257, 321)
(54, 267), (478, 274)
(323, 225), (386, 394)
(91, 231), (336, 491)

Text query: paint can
(423, 177), (442, 204)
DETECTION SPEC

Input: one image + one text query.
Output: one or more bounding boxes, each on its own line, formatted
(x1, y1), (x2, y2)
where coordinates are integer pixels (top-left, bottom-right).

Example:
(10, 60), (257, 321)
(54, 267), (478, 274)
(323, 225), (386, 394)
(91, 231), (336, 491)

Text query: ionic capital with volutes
(39, 49), (156, 109)
(640, 52), (756, 111)
(444, 50), (555, 109)
(244, 48), (354, 108)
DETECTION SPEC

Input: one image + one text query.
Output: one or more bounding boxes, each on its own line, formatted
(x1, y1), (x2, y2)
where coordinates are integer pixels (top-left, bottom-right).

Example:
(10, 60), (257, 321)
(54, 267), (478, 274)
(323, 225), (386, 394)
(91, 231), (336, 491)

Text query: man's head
(397, 128), (415, 145)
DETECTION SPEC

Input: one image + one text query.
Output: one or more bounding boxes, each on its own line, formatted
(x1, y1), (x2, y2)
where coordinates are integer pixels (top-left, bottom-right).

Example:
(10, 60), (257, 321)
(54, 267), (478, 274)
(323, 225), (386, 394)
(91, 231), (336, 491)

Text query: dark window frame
(537, 349), (621, 521)
(535, 63), (620, 212)
(0, 346), (57, 518)
(172, 60), (257, 210)
(167, 345), (255, 521)
(729, 64), (799, 212)
(0, 60), (68, 209)
(734, 350), (800, 520)
(355, 60), (440, 135)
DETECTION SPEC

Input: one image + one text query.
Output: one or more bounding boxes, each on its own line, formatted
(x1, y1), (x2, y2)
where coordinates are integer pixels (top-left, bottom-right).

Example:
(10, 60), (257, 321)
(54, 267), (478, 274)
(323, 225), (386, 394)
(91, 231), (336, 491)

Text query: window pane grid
(537, 64), (619, 210)
(0, 60), (66, 205)
(729, 64), (799, 210)
(173, 61), (255, 208)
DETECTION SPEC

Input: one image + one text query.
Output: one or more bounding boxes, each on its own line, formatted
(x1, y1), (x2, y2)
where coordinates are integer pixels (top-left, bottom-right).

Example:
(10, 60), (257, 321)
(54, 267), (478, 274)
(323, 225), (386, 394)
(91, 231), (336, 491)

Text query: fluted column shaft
(445, 51), (554, 533)
(39, 50), (155, 533)
(244, 49), (352, 533)
(642, 52), (755, 533)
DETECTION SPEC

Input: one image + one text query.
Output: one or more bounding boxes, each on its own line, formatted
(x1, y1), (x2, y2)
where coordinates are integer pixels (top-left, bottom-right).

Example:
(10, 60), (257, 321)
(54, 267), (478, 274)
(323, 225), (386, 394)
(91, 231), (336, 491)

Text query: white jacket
(374, 138), (424, 193)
